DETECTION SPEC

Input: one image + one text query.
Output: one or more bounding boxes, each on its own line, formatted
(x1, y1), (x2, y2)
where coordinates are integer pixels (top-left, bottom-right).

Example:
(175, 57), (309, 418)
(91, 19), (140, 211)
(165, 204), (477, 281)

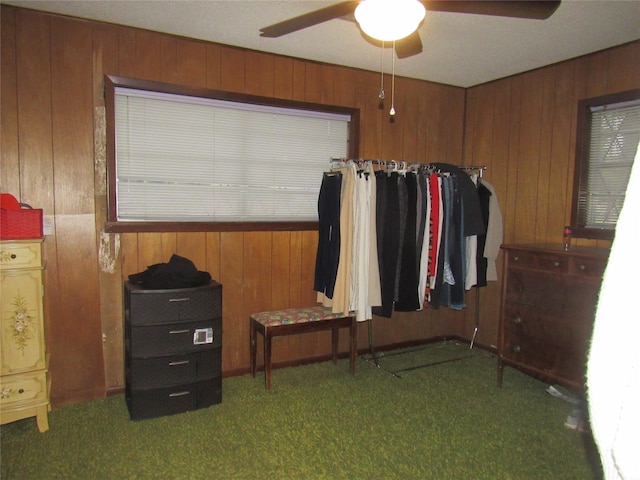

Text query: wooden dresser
(0, 239), (50, 432)
(498, 244), (609, 392)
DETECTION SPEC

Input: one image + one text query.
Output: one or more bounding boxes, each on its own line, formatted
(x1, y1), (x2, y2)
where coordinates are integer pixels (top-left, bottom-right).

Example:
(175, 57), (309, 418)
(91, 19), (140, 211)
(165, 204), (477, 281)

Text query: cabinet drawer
(502, 333), (587, 385)
(0, 370), (48, 408)
(0, 241), (42, 271)
(569, 256), (606, 279)
(126, 377), (222, 420)
(509, 251), (568, 273)
(502, 304), (594, 348)
(126, 282), (221, 325)
(129, 318), (222, 357)
(128, 348), (221, 389)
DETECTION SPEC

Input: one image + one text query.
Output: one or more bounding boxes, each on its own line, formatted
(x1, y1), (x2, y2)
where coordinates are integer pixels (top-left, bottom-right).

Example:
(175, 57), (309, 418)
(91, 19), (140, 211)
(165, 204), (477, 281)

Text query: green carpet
(1, 341), (601, 479)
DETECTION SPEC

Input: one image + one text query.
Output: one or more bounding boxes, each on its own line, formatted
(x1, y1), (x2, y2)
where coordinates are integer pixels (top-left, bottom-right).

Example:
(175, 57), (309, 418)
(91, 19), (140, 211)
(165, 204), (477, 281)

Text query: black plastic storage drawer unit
(124, 280), (222, 420)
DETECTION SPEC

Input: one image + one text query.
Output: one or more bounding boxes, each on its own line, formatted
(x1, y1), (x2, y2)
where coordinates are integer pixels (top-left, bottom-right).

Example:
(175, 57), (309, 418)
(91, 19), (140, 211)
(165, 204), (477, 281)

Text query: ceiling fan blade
(260, 1), (359, 37)
(395, 31), (423, 59)
(422, 1), (561, 20)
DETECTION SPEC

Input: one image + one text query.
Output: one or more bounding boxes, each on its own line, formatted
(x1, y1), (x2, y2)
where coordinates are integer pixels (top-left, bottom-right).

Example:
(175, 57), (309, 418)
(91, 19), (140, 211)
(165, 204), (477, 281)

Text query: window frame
(104, 75), (360, 233)
(571, 88), (640, 240)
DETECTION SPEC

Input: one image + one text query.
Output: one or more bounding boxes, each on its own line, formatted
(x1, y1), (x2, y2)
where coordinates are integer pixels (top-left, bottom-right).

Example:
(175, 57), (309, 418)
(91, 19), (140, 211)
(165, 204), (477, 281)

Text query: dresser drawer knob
(514, 256), (519, 261)
(513, 316), (522, 324)
(580, 264), (586, 270)
(553, 261), (560, 267)
(512, 345), (521, 353)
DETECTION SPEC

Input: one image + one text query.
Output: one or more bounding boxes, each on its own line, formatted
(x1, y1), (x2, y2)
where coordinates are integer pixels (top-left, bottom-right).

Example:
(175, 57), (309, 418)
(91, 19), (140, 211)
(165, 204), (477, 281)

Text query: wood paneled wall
(1, 5), (638, 407)
(462, 41), (640, 344)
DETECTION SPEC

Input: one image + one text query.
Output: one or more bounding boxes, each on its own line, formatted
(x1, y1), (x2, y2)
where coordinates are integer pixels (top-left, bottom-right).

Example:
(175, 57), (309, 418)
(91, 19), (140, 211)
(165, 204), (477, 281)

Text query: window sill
(105, 221), (319, 233)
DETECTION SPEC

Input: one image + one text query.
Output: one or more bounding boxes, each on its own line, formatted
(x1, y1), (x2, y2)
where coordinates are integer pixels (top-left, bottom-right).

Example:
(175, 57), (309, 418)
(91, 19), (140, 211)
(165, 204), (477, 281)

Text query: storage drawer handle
(512, 345), (521, 353)
(513, 256), (519, 261)
(169, 329), (190, 334)
(553, 261), (560, 267)
(513, 316), (522, 324)
(168, 391), (190, 397)
(169, 360), (190, 366)
(580, 264), (586, 270)
(169, 297), (190, 302)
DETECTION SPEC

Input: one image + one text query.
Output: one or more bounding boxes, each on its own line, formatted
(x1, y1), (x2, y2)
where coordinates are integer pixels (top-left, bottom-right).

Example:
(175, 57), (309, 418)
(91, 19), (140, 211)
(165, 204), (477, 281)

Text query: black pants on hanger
(313, 172), (342, 299)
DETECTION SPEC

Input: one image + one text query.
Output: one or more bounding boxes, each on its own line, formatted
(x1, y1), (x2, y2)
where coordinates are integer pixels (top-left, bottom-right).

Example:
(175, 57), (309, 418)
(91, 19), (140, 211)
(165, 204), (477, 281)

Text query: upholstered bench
(249, 306), (357, 390)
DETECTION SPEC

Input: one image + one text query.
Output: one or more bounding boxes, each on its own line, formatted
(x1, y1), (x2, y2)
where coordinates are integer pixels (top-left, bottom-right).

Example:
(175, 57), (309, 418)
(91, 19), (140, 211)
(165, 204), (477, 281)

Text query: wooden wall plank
(1, 6), (19, 194)
(176, 37), (207, 88)
(205, 232), (221, 282)
(245, 50), (275, 96)
(176, 232), (207, 270)
(513, 69), (544, 244)
(15, 9), (53, 210)
(205, 43), (222, 90)
(304, 62), (324, 103)
(51, 15), (94, 215)
(546, 60), (576, 244)
(503, 76), (521, 244)
(271, 232), (291, 310)
(219, 232), (244, 369)
(274, 56), (294, 100)
(220, 45), (245, 93)
(117, 26), (138, 78)
(160, 35), (178, 84)
(534, 67), (555, 243)
(48, 15), (105, 405)
(135, 30), (163, 81)
(607, 42), (640, 92)
(137, 233), (163, 269)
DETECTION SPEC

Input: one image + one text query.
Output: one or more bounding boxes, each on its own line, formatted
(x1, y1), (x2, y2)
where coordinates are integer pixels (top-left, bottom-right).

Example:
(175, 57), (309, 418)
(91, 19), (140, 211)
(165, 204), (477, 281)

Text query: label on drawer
(193, 328), (213, 345)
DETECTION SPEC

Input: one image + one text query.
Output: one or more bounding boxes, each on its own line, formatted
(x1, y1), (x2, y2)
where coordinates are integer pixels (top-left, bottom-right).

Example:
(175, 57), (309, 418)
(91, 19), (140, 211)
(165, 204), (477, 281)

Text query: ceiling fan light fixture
(355, 0), (426, 42)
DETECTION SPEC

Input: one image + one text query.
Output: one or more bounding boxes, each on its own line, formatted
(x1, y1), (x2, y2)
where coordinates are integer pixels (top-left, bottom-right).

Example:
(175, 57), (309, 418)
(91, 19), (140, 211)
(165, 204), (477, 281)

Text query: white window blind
(114, 87), (350, 222)
(583, 99), (640, 229)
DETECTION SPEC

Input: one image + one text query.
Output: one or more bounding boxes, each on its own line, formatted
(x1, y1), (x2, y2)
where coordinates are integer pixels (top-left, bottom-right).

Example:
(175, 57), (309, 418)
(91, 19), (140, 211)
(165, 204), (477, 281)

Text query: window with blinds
(105, 76), (357, 229)
(572, 89), (640, 239)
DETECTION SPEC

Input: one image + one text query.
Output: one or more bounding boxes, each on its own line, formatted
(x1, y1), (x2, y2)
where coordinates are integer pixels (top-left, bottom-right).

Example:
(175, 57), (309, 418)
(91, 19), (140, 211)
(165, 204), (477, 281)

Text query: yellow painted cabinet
(0, 239), (50, 432)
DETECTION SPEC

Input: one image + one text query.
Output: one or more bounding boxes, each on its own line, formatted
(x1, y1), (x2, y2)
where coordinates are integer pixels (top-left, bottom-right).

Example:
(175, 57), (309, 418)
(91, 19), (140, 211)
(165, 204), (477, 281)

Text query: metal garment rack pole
(356, 162), (487, 377)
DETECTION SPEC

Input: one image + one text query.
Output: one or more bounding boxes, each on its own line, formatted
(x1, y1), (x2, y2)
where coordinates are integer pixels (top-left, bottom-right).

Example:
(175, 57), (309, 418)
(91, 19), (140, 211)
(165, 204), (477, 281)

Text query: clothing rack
(330, 157), (487, 178)
(328, 159), (488, 376)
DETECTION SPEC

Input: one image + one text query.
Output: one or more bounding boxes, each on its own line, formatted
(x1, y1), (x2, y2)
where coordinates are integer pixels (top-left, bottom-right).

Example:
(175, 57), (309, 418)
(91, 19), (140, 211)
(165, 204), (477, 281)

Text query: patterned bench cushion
(251, 306), (349, 327)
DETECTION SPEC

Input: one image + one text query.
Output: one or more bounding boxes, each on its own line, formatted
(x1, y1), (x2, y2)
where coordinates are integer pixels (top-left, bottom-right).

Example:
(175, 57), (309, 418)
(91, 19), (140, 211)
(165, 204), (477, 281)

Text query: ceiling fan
(260, 0), (561, 59)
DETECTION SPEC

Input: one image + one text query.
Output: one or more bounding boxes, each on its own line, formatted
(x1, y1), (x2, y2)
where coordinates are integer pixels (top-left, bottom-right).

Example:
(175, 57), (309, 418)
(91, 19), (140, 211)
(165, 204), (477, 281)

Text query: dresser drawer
(126, 377), (222, 420)
(502, 333), (587, 385)
(509, 250), (568, 273)
(128, 348), (221, 388)
(128, 318), (221, 357)
(0, 241), (42, 271)
(568, 256), (606, 279)
(126, 281), (221, 325)
(0, 370), (48, 408)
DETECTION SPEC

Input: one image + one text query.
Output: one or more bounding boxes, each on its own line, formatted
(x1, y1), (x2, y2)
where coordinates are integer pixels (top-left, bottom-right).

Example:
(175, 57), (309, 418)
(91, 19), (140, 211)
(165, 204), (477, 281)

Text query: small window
(572, 89), (640, 239)
(104, 76), (358, 232)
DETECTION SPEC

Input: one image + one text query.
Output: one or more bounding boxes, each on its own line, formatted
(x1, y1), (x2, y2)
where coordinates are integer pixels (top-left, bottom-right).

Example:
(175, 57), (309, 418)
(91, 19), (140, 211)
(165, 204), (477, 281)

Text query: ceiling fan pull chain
(379, 40), (385, 99)
(390, 41), (396, 116)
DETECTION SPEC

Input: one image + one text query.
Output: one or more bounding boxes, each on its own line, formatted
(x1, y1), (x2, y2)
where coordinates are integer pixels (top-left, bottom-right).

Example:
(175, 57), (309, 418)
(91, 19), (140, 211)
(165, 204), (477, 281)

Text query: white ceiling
(4, 0), (640, 87)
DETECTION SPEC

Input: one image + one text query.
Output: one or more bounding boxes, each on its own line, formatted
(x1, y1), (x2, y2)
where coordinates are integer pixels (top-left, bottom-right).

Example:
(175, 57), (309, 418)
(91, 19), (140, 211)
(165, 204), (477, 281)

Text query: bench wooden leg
(331, 327), (339, 364)
(250, 319), (257, 378)
(264, 329), (272, 390)
(349, 317), (357, 375)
